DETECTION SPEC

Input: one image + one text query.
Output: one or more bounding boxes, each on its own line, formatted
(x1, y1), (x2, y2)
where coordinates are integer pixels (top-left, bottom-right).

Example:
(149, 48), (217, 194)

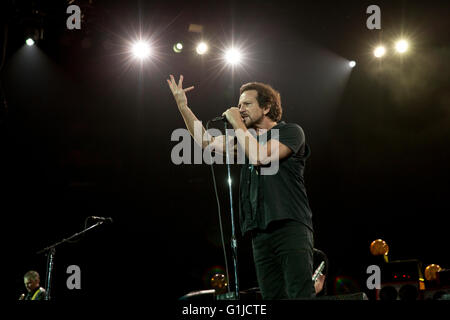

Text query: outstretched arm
(166, 74), (208, 147)
(166, 74), (235, 155)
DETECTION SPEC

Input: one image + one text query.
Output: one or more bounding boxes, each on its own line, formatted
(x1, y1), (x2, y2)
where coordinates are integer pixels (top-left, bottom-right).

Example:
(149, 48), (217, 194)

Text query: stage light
(224, 48), (242, 65)
(395, 40), (409, 53)
(196, 42), (208, 55)
(374, 46), (386, 58)
(24, 26), (41, 47)
(173, 42), (183, 53)
(349, 61), (356, 68)
(210, 273), (228, 293)
(370, 239), (389, 263)
(26, 38), (35, 46)
(425, 264), (442, 281)
(132, 40), (151, 59)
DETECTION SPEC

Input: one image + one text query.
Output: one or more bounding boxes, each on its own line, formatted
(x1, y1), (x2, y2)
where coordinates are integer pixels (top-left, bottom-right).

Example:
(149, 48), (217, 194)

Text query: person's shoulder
(36, 287), (46, 298)
(277, 122), (304, 136)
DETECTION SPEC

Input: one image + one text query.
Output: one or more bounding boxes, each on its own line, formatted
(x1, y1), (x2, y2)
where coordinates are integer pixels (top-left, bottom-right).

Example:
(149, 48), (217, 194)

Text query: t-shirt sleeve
(274, 123), (305, 154)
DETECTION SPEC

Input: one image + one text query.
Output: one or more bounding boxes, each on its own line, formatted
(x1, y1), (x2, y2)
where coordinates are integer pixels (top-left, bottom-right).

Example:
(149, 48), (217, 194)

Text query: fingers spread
(168, 75), (193, 94)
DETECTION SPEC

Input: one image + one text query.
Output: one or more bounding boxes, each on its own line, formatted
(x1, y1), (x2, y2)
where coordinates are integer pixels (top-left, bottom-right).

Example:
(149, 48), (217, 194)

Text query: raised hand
(166, 74), (195, 109)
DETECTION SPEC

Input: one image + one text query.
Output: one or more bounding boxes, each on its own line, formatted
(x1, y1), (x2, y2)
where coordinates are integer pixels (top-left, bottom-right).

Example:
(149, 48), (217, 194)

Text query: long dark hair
(239, 82), (282, 122)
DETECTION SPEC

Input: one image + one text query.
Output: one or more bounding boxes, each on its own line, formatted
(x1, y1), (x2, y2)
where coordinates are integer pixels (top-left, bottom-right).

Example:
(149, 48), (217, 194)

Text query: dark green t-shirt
(238, 121), (313, 236)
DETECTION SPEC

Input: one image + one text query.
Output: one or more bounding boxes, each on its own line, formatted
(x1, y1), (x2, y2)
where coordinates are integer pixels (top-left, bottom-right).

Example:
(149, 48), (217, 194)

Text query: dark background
(2, 0), (449, 302)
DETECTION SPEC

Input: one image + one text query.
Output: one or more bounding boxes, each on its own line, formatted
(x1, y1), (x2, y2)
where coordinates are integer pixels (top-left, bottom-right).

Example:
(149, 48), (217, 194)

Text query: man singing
(167, 75), (314, 299)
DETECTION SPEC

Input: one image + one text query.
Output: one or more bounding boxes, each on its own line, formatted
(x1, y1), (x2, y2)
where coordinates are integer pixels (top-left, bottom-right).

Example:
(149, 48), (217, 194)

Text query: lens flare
(173, 42), (183, 53)
(334, 276), (360, 295)
(132, 40), (151, 59)
(395, 40), (409, 53)
(374, 46), (386, 58)
(26, 38), (35, 46)
(225, 48), (242, 65)
(196, 42), (208, 55)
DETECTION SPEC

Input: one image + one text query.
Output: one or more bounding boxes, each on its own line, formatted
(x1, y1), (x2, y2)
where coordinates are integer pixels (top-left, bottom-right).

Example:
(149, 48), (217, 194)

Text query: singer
(167, 75), (315, 299)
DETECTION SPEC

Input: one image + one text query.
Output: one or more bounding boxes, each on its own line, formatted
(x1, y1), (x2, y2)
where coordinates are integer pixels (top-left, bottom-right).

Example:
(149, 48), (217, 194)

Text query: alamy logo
(366, 5), (381, 30)
(366, 265), (381, 290)
(66, 265), (81, 290)
(66, 5), (81, 30)
(170, 121), (280, 175)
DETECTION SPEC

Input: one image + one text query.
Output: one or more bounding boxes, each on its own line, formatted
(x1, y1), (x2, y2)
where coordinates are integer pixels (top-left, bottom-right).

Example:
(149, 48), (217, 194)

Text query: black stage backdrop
(2, 0), (449, 304)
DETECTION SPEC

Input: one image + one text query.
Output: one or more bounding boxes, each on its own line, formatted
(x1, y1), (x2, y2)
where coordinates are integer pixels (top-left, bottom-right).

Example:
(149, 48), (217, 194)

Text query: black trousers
(251, 219), (315, 299)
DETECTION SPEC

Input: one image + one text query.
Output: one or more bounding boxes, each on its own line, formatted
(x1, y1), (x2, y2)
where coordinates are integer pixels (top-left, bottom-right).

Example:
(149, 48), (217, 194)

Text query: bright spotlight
(395, 40), (409, 53)
(132, 41), (151, 59)
(225, 48), (242, 65)
(349, 60), (356, 68)
(196, 42), (208, 55)
(374, 46), (386, 58)
(173, 42), (183, 53)
(26, 38), (35, 46)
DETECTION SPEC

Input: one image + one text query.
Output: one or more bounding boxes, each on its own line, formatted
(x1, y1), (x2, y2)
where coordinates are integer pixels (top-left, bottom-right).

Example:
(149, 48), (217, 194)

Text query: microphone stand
(36, 220), (106, 300)
(224, 121), (239, 300)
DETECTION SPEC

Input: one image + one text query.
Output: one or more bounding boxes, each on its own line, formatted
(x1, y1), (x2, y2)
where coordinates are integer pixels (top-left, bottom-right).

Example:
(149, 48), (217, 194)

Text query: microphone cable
(206, 120), (231, 294)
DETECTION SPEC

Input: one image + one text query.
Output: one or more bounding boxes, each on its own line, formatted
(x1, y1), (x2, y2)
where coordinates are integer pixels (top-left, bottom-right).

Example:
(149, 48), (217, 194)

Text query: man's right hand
(314, 274), (326, 294)
(166, 74), (194, 109)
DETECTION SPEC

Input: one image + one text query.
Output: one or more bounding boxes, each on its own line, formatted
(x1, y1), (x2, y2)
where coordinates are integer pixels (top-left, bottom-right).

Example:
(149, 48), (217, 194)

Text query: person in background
(19, 270), (46, 300)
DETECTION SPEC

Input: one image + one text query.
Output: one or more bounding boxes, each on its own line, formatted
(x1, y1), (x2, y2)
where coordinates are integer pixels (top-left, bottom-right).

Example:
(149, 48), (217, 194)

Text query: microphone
(312, 261), (325, 282)
(210, 115), (228, 122)
(90, 216), (114, 223)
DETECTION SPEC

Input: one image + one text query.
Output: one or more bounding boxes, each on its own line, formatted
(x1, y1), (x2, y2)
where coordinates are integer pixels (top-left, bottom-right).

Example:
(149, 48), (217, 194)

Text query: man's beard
(244, 114), (263, 128)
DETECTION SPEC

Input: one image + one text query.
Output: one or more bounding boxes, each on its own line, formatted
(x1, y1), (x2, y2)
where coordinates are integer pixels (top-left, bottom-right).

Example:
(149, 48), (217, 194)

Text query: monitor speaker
(422, 287), (450, 300)
(179, 289), (368, 300)
(376, 282), (421, 300)
(179, 289), (215, 301)
(314, 292), (368, 300)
